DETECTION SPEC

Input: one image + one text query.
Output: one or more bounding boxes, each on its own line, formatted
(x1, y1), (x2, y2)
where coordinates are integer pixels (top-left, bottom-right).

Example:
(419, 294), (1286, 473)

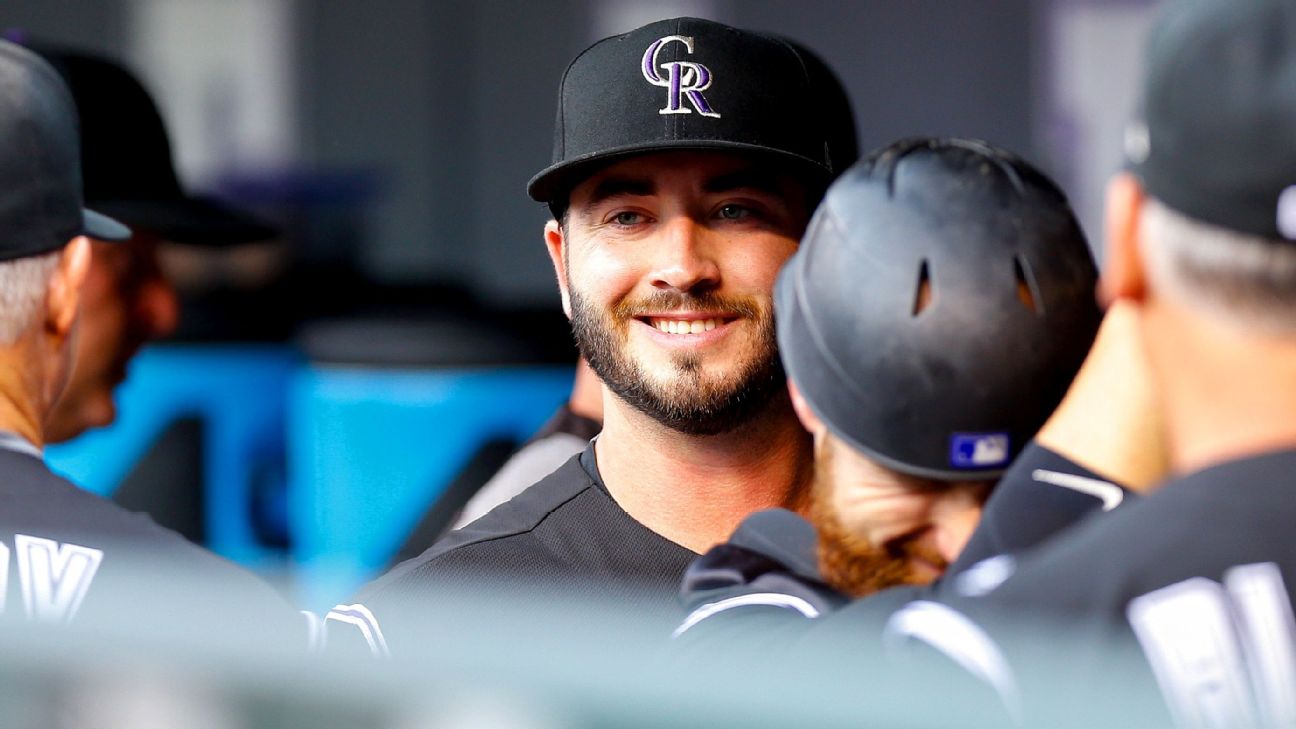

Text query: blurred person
(0, 41), (298, 638)
(877, 2), (1296, 724)
(328, 17), (859, 650)
(675, 138), (1106, 637)
(31, 47), (278, 443)
(449, 357), (603, 531)
(386, 358), (603, 565)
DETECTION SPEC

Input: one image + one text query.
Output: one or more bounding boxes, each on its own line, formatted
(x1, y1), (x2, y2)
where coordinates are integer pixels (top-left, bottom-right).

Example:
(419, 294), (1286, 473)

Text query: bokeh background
(7, 0), (1161, 296)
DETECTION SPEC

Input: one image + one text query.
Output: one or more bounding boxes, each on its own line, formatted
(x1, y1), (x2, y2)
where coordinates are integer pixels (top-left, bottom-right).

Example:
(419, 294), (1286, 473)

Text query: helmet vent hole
(1014, 254), (1044, 315)
(912, 259), (933, 316)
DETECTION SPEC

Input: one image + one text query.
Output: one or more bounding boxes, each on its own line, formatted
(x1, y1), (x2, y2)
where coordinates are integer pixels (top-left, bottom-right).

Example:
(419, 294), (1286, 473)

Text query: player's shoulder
(954, 442), (1131, 562)
(960, 452), (1296, 614)
(8, 452), (276, 575)
(0, 450), (190, 544)
(422, 451), (597, 556)
(674, 510), (848, 646)
(357, 452), (597, 602)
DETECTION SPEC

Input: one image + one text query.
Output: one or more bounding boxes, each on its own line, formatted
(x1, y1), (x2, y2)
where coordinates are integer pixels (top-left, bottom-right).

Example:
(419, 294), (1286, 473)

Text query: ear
(544, 219), (572, 319)
(46, 236), (91, 336)
(787, 378), (826, 436)
(1099, 173), (1148, 306)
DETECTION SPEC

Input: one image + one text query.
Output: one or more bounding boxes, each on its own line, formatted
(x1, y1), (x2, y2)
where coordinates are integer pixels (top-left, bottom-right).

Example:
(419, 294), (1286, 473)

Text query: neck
(1146, 301), (1296, 476)
(0, 345), (46, 449)
(595, 387), (813, 554)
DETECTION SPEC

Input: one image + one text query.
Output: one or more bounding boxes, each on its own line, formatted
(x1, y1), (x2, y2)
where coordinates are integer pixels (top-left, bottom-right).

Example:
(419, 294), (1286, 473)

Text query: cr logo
(641, 35), (721, 118)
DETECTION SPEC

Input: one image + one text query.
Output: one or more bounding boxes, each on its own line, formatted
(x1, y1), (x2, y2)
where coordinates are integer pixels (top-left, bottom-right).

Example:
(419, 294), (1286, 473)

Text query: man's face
(45, 231), (179, 443)
(549, 151), (809, 435)
(808, 436), (989, 598)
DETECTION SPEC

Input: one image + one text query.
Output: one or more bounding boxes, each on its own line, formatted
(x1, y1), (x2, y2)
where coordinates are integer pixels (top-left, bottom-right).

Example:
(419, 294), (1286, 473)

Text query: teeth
(652, 318), (722, 334)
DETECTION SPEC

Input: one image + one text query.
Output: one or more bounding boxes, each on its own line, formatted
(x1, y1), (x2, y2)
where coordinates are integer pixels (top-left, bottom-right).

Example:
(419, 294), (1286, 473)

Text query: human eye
(716, 203), (751, 221)
(612, 210), (645, 226)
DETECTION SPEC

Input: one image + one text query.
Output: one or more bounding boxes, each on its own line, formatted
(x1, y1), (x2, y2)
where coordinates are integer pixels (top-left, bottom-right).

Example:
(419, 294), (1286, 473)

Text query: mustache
(612, 291), (761, 320)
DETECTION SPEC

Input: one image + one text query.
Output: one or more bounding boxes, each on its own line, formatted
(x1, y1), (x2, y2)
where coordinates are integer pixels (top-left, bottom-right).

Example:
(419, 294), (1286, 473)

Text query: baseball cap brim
(527, 139), (834, 204)
(82, 208), (130, 242)
(90, 195), (278, 246)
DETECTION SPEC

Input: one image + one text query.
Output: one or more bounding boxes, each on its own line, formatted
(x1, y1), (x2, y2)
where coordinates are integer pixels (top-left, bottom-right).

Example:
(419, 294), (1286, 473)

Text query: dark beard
(569, 288), (785, 436)
(808, 444), (948, 598)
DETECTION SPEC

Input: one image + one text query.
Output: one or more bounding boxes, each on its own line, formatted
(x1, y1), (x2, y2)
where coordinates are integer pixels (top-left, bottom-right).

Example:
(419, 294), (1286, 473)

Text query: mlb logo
(950, 433), (1010, 468)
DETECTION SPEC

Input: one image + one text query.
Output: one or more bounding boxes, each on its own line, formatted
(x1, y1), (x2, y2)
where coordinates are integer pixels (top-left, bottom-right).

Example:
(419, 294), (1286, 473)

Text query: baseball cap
(528, 17), (857, 204)
(1126, 0), (1296, 241)
(34, 47), (278, 246)
(0, 40), (129, 262)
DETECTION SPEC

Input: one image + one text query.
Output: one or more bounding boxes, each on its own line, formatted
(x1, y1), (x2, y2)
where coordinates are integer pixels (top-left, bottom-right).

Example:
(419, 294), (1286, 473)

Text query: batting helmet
(776, 137), (1101, 480)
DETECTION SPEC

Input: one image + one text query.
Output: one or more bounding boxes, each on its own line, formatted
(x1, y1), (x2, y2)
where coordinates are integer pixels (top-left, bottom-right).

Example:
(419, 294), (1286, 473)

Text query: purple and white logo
(641, 35), (721, 119)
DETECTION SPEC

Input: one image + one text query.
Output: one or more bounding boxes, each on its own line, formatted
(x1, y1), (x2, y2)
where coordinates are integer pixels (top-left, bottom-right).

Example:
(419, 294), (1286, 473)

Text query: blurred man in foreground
(882, 2), (1296, 724)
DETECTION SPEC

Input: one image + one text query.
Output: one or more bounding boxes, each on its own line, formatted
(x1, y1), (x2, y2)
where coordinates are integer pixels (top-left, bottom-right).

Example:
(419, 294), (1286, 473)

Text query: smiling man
(332, 17), (857, 648)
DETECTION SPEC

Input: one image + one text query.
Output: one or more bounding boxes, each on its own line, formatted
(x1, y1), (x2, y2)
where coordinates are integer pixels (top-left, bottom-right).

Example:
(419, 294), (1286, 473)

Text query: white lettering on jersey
(1228, 564), (1296, 728)
(1128, 562), (1296, 729)
(14, 535), (103, 624)
(324, 603), (390, 657)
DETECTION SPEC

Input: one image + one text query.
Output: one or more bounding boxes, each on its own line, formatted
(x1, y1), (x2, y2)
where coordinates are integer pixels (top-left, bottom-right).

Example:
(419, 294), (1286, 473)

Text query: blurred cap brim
(92, 195), (278, 246)
(82, 208), (131, 242)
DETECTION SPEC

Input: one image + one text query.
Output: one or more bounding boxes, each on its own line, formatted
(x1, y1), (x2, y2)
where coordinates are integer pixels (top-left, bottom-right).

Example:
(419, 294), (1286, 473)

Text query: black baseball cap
(528, 17), (857, 205)
(0, 40), (128, 263)
(1126, 0), (1296, 241)
(34, 47), (278, 246)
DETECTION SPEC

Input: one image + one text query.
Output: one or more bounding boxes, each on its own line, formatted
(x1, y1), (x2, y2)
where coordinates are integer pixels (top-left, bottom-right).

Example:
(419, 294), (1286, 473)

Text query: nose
(649, 216), (720, 295)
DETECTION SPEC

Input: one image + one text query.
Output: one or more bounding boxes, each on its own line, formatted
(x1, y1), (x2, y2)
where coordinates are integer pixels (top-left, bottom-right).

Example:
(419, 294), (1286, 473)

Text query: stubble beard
(569, 288), (786, 436)
(808, 441), (948, 598)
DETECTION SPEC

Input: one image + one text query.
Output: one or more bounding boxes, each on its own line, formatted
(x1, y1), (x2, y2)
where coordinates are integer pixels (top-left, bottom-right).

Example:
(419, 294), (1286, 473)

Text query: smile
(641, 315), (736, 335)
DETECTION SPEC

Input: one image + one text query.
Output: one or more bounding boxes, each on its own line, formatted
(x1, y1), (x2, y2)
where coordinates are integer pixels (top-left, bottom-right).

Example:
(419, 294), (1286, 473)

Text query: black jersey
(340, 443), (698, 653)
(944, 441), (1135, 588)
(0, 445), (300, 643)
(889, 449), (1296, 727)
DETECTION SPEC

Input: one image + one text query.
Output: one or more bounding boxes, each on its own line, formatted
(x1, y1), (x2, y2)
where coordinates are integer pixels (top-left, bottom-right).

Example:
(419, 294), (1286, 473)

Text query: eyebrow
(582, 167), (790, 208)
(702, 169), (789, 198)
(585, 177), (656, 207)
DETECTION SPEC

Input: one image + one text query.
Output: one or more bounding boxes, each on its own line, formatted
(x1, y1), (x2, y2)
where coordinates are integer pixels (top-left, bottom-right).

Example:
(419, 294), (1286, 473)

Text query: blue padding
(46, 345), (300, 567)
(288, 365), (574, 608)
